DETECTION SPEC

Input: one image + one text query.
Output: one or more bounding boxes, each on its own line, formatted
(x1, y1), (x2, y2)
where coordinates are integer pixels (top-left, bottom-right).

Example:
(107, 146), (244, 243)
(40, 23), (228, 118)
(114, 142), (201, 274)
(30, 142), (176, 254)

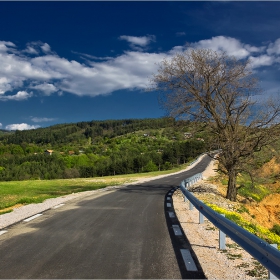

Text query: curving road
(0, 155), (212, 279)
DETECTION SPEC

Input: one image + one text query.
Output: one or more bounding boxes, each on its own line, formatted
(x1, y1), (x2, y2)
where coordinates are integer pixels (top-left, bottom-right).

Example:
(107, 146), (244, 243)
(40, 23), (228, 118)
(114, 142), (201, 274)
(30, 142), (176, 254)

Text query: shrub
(271, 224), (280, 236)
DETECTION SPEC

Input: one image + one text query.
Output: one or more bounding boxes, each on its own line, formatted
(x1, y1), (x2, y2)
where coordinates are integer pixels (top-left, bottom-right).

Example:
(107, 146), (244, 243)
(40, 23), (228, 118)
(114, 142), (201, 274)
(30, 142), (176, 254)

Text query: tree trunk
(226, 169), (237, 201)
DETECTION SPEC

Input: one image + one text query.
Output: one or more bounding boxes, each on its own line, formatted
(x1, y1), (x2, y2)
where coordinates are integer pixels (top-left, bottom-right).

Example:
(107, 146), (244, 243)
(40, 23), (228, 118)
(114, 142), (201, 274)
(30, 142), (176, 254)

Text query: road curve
(0, 155), (212, 279)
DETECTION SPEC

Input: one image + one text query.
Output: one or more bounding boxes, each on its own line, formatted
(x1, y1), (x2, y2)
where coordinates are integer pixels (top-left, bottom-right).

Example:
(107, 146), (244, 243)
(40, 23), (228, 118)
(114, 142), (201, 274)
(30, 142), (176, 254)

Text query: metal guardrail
(179, 173), (280, 279)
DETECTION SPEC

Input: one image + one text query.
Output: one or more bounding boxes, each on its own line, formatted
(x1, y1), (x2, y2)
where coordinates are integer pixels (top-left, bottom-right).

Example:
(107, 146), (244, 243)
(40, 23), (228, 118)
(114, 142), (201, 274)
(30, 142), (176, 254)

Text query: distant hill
(0, 129), (13, 136)
(2, 118), (179, 146)
(0, 118), (210, 181)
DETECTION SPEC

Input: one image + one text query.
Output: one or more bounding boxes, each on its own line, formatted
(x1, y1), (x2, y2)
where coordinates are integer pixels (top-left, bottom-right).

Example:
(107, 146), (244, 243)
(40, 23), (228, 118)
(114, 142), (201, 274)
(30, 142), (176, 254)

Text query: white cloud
(190, 36), (278, 68)
(23, 46), (39, 55)
(31, 117), (55, 123)
(249, 55), (274, 68)
(0, 77), (13, 94)
(41, 43), (51, 53)
(244, 44), (265, 53)
(5, 123), (40, 131)
(191, 36), (251, 59)
(0, 123), (2, 128)
(0, 91), (32, 101)
(64, 51), (165, 96)
(22, 41), (52, 56)
(267, 38), (280, 55)
(30, 83), (58, 95)
(119, 35), (156, 48)
(0, 37), (279, 101)
(72, 51), (113, 61)
(169, 46), (185, 55)
(0, 41), (16, 53)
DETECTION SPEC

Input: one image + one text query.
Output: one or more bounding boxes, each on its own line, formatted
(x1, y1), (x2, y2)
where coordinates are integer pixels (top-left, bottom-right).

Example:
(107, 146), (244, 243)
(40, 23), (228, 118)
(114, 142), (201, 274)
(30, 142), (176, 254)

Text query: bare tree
(150, 49), (280, 201)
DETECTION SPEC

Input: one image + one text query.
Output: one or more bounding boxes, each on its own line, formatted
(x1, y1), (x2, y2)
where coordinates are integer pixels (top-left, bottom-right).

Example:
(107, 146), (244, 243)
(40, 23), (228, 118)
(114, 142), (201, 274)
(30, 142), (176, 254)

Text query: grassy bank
(0, 163), (190, 213)
(206, 203), (280, 250)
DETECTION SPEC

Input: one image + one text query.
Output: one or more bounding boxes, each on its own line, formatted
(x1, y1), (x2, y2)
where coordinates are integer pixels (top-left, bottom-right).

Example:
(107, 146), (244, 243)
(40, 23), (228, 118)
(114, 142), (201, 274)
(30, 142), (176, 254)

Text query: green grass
(0, 162), (191, 211)
(236, 174), (271, 202)
(206, 203), (280, 249)
(0, 179), (111, 210)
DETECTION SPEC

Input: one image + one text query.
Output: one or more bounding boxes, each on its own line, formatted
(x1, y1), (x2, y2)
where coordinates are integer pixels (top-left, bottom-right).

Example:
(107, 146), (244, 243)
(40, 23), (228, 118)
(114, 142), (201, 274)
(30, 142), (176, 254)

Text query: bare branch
(150, 49), (280, 201)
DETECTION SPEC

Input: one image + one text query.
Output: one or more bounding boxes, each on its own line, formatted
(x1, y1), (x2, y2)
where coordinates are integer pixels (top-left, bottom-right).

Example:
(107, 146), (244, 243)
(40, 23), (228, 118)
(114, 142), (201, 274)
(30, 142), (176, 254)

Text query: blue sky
(0, 1), (280, 130)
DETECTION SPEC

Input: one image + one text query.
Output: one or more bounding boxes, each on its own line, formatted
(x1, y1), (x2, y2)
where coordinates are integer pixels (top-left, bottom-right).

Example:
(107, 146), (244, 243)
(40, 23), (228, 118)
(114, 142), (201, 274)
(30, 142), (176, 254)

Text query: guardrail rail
(179, 172), (280, 279)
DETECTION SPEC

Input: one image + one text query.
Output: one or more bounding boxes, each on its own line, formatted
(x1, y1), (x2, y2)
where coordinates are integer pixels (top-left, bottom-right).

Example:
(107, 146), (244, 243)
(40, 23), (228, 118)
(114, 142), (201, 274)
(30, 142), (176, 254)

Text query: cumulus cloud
(119, 35), (156, 50)
(31, 117), (56, 123)
(249, 55), (274, 68)
(0, 41), (16, 53)
(72, 51), (114, 62)
(0, 36), (279, 101)
(190, 36), (279, 69)
(30, 83), (58, 96)
(0, 91), (32, 101)
(41, 43), (51, 53)
(267, 38), (280, 55)
(23, 45), (39, 55)
(22, 41), (53, 56)
(0, 123), (2, 128)
(191, 36), (252, 59)
(5, 123), (40, 131)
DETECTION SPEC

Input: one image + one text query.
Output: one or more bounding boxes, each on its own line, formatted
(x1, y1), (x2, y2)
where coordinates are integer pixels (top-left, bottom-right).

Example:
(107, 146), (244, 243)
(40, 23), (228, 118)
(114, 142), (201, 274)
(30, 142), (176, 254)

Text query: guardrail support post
(269, 244), (278, 280)
(189, 202), (194, 210)
(219, 214), (226, 250)
(199, 212), (204, 224)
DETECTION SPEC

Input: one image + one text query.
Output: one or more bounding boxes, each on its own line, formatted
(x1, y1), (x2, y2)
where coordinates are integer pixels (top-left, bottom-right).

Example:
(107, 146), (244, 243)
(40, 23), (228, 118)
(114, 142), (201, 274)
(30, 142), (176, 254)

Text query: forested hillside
(0, 118), (211, 181)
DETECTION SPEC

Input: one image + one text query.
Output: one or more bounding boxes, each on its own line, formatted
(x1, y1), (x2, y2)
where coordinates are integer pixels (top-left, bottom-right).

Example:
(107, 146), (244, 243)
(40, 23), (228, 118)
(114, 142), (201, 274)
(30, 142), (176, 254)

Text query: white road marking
(166, 197), (171, 201)
(52, 203), (65, 209)
(172, 225), (182, 236)
(166, 203), (172, 207)
(168, 211), (175, 218)
(180, 249), (198, 271)
(0, 230), (7, 236)
(24, 214), (42, 222)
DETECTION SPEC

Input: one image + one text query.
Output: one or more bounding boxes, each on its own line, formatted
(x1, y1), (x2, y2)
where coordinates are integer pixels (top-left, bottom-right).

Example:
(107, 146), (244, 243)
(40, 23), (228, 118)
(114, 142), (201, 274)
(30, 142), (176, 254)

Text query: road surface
(0, 155), (212, 279)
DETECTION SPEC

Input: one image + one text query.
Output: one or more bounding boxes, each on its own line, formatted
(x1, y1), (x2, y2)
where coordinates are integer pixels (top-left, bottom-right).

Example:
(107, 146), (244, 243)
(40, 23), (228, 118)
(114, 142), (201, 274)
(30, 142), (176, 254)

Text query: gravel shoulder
(172, 160), (269, 279)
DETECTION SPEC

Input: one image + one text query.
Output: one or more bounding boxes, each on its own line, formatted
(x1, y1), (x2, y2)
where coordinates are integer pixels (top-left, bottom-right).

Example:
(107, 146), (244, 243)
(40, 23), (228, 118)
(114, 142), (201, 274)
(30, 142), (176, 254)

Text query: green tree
(144, 160), (158, 172)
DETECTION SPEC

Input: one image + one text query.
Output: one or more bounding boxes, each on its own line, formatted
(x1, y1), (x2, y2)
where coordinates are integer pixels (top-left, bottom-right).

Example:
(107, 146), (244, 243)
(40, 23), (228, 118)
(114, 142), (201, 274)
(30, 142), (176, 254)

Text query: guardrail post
(269, 244), (278, 280)
(179, 164), (280, 279)
(189, 202), (194, 210)
(199, 212), (204, 224)
(219, 214), (226, 250)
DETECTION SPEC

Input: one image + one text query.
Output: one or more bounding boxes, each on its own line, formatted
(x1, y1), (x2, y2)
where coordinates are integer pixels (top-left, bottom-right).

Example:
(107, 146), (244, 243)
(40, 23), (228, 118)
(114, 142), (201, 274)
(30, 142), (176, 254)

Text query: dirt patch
(257, 157), (280, 178)
(202, 157), (280, 231)
(209, 184), (279, 229)
(0, 203), (24, 214)
(246, 194), (280, 229)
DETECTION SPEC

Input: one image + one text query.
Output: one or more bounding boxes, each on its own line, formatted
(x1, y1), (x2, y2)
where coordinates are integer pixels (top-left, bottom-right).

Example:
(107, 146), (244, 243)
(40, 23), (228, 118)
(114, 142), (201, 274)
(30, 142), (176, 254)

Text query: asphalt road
(0, 155), (212, 279)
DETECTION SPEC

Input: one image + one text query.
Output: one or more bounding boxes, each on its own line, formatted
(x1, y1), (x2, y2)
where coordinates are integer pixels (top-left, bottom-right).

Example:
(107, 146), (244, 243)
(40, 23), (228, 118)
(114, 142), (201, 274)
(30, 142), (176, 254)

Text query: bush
(143, 160), (158, 172)
(271, 224), (280, 236)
